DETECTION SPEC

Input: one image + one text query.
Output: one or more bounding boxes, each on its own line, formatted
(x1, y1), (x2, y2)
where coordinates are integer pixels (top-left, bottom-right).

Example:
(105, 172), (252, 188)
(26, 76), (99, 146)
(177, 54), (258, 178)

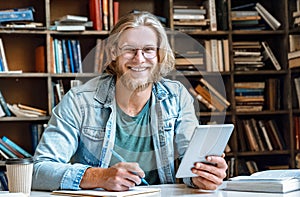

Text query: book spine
(0, 38), (8, 72)
(0, 90), (11, 116)
(209, 0), (217, 31)
(261, 41), (281, 70)
(0, 143), (18, 158)
(67, 40), (75, 73)
(1, 136), (32, 158)
(255, 3), (281, 30)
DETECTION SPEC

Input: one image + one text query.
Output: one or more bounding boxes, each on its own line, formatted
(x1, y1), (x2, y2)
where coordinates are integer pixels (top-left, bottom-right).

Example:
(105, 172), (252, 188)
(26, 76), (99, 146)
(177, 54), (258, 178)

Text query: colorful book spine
(1, 136), (32, 158)
(0, 143), (18, 158)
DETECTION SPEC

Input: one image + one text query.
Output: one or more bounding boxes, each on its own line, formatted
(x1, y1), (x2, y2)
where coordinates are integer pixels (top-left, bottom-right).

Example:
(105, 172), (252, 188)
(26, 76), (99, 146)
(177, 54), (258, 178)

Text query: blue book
(0, 7), (34, 23)
(0, 171), (8, 191)
(0, 58), (3, 71)
(67, 40), (75, 73)
(0, 90), (11, 116)
(0, 143), (18, 158)
(61, 40), (69, 73)
(1, 136), (32, 158)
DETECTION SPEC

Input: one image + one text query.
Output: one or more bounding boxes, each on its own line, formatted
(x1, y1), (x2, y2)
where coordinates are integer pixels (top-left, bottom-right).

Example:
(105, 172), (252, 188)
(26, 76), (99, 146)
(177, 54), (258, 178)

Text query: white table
(1, 184), (300, 197)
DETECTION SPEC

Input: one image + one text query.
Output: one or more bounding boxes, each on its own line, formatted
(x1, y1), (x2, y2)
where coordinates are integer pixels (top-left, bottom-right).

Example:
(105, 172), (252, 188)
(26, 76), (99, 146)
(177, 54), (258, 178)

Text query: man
(32, 11), (227, 191)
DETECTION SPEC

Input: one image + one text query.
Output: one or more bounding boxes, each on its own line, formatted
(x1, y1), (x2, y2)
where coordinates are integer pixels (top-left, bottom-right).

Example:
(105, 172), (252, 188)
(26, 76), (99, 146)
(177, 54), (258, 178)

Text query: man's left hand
(191, 154), (228, 190)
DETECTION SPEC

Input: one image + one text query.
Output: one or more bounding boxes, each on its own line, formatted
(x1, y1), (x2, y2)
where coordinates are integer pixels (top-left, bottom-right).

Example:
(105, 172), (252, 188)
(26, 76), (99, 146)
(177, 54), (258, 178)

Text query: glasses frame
(118, 45), (158, 59)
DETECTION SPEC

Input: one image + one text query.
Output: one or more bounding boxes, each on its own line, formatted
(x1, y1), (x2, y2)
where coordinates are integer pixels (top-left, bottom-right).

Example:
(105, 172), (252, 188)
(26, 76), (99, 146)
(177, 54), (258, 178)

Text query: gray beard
(117, 65), (161, 92)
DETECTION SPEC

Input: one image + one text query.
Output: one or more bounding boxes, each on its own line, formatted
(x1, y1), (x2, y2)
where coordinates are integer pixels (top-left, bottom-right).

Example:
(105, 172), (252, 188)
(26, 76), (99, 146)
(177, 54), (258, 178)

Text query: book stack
(231, 10), (262, 30)
(51, 38), (83, 74)
(189, 78), (230, 112)
(230, 2), (281, 30)
(175, 51), (205, 72)
(288, 35), (300, 69)
(0, 136), (32, 159)
(173, 5), (209, 31)
(234, 81), (265, 112)
(233, 41), (264, 71)
(231, 3), (266, 30)
(51, 15), (91, 31)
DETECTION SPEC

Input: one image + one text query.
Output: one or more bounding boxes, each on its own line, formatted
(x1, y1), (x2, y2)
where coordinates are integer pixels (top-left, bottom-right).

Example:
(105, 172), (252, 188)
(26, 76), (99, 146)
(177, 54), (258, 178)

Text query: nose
(133, 49), (146, 62)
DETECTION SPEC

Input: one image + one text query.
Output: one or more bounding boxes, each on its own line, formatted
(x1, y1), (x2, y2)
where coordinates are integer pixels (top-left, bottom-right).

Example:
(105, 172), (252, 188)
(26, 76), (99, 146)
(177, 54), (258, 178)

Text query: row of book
(230, 2), (281, 31)
(172, 0), (228, 32)
(233, 41), (281, 71)
(189, 78), (230, 112)
(89, 0), (119, 31)
(52, 79), (83, 107)
(51, 38), (83, 74)
(237, 118), (286, 152)
(0, 90), (47, 118)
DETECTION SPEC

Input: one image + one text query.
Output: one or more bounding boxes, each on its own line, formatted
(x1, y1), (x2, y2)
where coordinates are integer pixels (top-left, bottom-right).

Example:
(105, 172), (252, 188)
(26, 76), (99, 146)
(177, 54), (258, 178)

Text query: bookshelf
(0, 0), (298, 177)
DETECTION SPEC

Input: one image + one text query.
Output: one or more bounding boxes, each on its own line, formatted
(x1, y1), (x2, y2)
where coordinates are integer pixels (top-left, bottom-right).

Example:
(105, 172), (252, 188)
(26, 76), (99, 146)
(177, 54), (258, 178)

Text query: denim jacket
(32, 74), (199, 190)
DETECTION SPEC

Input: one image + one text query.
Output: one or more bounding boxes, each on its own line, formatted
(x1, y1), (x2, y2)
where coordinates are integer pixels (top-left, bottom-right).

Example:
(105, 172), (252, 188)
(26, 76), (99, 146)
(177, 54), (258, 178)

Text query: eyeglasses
(118, 45), (158, 59)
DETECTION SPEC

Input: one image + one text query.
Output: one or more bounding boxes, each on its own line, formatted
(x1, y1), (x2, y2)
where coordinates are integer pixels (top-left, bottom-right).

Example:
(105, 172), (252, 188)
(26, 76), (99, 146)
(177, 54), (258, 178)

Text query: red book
(89, 0), (103, 30)
(113, 1), (119, 26)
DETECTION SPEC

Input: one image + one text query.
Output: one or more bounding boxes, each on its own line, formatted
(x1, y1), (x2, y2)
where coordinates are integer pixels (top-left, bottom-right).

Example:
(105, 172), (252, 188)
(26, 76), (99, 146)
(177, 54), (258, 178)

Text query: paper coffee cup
(5, 157), (33, 197)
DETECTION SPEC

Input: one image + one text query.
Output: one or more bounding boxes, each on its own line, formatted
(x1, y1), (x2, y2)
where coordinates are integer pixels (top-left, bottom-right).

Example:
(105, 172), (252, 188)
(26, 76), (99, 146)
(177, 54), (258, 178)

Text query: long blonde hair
(104, 11), (175, 77)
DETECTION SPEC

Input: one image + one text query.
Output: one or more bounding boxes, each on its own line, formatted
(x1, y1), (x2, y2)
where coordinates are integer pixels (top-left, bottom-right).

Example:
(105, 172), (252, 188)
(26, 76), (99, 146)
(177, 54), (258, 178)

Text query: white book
(294, 77), (300, 108)
(208, 0), (217, 31)
(56, 25), (85, 31)
(58, 15), (88, 22)
(255, 3), (281, 30)
(261, 41), (281, 70)
(0, 104), (5, 117)
(225, 169), (300, 193)
(0, 38), (8, 72)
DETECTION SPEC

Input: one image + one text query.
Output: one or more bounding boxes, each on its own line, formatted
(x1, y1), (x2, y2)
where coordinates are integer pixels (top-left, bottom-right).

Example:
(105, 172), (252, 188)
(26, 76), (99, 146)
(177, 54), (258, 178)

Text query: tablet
(175, 124), (234, 178)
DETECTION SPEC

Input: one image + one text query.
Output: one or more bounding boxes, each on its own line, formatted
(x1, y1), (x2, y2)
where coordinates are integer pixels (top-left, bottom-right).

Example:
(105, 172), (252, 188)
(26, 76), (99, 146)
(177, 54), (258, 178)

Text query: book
(288, 50), (300, 60)
(0, 38), (8, 72)
(17, 103), (47, 115)
(289, 35), (300, 52)
(0, 105), (5, 117)
(52, 187), (161, 197)
(188, 87), (216, 111)
(254, 3), (281, 30)
(89, 0), (103, 30)
(1, 136), (32, 158)
(289, 57), (300, 69)
(58, 15), (88, 22)
(261, 41), (281, 70)
(0, 90), (11, 116)
(0, 7), (34, 23)
(0, 143), (18, 158)
(225, 169), (300, 193)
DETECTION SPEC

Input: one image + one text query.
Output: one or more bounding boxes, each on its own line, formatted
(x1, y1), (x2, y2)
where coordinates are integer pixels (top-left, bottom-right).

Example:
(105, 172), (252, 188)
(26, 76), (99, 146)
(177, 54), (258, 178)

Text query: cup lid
(5, 157), (33, 165)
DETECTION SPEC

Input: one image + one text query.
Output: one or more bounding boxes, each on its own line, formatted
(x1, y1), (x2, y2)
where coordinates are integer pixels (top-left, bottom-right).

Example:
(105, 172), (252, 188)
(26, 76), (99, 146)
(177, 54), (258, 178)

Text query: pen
(110, 149), (149, 186)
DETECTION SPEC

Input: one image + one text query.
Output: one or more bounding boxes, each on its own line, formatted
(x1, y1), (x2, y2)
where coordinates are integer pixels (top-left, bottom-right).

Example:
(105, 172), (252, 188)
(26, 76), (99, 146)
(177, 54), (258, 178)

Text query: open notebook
(52, 186), (160, 197)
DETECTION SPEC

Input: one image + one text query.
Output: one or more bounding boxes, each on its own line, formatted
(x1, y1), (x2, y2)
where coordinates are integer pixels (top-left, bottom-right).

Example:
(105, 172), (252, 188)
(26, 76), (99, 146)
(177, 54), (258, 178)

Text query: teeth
(131, 67), (147, 72)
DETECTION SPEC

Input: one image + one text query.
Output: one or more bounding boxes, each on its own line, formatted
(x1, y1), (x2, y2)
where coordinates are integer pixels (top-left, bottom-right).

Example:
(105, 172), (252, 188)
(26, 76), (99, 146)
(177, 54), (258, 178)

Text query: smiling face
(115, 26), (160, 91)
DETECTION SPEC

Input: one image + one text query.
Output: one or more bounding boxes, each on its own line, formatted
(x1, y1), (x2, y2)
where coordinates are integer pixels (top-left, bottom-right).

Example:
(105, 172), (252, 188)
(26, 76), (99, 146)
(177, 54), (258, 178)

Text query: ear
(111, 48), (117, 61)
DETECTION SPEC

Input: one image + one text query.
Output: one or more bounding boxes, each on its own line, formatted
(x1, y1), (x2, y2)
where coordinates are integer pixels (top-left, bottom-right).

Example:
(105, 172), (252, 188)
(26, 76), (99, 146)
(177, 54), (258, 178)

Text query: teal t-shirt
(110, 99), (159, 185)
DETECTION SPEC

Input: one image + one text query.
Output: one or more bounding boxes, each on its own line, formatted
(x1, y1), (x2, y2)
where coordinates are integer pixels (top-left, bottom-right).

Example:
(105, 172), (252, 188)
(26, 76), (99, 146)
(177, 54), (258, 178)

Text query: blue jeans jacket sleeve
(32, 88), (90, 190)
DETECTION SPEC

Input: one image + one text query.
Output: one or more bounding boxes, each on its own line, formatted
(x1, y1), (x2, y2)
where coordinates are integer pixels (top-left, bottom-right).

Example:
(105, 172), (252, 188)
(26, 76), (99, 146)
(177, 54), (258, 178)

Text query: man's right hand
(79, 162), (145, 191)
